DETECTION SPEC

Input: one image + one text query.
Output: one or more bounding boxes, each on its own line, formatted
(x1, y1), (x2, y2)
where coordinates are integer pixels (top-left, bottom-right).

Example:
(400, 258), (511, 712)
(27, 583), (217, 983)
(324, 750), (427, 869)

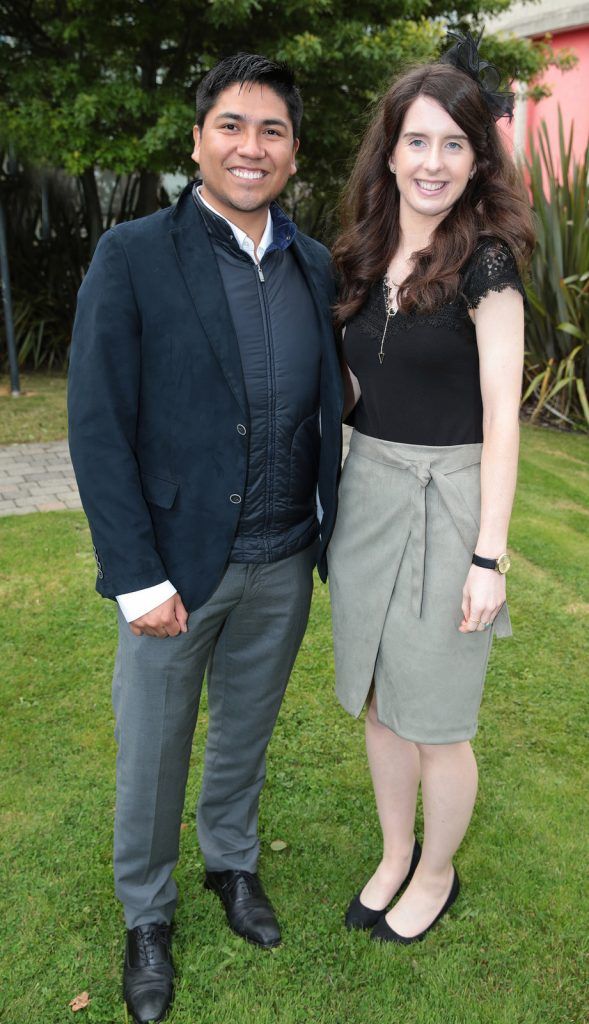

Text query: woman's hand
(459, 564), (506, 633)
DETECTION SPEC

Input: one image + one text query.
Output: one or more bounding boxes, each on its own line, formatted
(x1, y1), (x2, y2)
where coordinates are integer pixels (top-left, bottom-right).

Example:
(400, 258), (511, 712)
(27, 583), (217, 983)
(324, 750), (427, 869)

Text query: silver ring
(481, 622), (492, 630)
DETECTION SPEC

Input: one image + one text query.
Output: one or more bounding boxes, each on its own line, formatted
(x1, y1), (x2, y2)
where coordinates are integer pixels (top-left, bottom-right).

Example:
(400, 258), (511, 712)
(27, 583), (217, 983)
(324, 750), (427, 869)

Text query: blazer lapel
(292, 236), (341, 380)
(170, 196), (248, 417)
(292, 237), (335, 341)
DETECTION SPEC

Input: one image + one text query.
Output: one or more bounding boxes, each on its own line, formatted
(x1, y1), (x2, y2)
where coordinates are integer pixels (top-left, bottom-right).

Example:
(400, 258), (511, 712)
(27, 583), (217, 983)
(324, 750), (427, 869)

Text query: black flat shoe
(370, 867), (460, 945)
(345, 839), (422, 931)
(123, 923), (174, 1023)
(205, 869), (281, 948)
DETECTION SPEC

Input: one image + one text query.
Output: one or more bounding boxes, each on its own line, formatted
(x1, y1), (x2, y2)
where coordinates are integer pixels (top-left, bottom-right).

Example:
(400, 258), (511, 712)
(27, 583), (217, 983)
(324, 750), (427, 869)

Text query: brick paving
(0, 440), (82, 516)
(0, 426), (352, 519)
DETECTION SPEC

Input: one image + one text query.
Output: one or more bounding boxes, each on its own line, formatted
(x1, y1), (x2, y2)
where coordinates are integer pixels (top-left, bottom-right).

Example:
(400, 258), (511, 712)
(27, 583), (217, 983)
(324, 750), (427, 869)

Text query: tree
(0, 1), (574, 368)
(1, 0), (571, 236)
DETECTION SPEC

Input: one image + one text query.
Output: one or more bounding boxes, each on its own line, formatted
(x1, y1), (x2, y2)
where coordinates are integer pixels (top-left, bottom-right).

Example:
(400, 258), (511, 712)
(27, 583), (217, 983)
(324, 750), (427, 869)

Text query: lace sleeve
(462, 239), (526, 310)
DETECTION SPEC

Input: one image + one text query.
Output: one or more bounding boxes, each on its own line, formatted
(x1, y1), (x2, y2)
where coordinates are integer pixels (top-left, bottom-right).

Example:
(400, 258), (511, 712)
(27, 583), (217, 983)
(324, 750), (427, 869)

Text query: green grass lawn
(0, 373), (68, 444)
(0, 426), (587, 1024)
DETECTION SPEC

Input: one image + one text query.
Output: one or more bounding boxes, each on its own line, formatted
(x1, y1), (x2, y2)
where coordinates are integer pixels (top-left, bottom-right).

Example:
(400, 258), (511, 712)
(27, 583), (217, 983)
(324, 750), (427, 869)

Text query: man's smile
(228, 167), (268, 180)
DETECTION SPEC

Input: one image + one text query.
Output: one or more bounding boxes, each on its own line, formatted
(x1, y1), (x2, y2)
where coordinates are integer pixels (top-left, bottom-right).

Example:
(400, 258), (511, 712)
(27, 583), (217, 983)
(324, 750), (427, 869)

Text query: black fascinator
(440, 30), (515, 122)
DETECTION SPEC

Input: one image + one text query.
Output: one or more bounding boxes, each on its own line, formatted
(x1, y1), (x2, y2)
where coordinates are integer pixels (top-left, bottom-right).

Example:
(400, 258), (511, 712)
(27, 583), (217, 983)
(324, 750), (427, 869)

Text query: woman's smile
(414, 179), (447, 193)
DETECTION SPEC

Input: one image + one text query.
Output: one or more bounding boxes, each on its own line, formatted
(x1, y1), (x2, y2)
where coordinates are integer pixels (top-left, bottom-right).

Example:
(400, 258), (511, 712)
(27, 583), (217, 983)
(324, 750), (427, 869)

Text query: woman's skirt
(327, 430), (511, 744)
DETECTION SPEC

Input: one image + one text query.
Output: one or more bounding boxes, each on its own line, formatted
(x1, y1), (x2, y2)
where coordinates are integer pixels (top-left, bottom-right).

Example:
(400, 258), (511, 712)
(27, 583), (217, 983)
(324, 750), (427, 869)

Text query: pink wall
(499, 27), (589, 173)
(526, 27), (589, 163)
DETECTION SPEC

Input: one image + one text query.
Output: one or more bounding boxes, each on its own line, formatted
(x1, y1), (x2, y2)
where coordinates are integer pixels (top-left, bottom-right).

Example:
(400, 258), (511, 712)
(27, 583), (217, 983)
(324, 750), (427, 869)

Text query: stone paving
(0, 426), (352, 518)
(0, 440), (82, 516)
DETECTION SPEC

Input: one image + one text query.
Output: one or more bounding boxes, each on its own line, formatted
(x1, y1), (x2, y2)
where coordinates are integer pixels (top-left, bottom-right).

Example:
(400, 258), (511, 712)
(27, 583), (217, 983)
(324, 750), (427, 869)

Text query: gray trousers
(112, 544), (315, 928)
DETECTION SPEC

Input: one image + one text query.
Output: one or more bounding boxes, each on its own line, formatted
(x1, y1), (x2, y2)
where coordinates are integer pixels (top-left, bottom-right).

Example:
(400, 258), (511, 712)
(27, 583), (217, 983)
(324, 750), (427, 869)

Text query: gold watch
(472, 552), (511, 574)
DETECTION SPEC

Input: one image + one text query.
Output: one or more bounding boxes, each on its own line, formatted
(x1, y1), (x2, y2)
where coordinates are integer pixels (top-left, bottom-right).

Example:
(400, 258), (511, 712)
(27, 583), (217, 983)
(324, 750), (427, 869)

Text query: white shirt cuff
(116, 580), (177, 622)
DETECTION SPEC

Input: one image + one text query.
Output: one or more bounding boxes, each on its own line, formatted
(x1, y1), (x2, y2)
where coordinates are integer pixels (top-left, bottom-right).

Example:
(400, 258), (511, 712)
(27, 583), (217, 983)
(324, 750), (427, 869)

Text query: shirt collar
(196, 185), (273, 263)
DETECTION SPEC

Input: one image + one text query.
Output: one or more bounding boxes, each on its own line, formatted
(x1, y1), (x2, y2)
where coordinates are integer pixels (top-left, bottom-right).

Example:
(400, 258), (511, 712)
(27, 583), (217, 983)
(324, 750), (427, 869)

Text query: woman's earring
(389, 163), (396, 174)
(469, 168), (476, 179)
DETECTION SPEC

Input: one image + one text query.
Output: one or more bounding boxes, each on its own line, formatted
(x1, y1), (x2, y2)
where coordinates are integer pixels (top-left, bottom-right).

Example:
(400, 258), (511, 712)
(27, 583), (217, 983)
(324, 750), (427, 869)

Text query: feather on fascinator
(440, 30), (515, 122)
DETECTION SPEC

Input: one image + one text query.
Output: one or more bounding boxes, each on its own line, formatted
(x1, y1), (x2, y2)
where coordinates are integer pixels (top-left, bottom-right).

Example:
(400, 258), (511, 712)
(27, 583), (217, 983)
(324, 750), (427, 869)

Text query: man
(68, 53), (342, 1024)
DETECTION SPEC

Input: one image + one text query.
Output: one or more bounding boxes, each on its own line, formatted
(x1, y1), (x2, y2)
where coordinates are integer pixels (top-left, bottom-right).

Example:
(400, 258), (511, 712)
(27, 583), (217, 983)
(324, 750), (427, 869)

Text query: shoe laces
(135, 924), (169, 966)
(224, 871), (260, 899)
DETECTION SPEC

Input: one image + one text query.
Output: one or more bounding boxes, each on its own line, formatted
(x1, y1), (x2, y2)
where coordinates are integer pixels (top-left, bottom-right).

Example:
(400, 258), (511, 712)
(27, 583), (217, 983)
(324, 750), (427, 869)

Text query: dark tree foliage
(0, 1), (572, 366)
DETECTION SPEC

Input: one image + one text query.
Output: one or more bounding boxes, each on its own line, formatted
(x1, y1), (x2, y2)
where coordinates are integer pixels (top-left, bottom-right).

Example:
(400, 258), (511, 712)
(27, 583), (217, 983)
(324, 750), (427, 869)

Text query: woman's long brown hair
(332, 63), (535, 327)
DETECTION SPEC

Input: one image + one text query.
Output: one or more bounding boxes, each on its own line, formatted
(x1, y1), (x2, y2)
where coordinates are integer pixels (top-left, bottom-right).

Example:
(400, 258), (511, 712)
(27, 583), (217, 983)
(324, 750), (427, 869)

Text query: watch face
(497, 553), (511, 574)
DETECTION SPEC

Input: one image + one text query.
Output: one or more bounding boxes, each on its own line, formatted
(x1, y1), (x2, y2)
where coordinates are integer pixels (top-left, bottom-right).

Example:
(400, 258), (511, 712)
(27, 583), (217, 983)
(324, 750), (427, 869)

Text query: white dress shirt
(116, 190), (274, 623)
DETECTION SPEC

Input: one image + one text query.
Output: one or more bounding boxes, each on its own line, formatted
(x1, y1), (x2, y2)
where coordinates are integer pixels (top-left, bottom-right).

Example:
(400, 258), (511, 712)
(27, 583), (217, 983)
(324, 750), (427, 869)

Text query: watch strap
(472, 553), (498, 571)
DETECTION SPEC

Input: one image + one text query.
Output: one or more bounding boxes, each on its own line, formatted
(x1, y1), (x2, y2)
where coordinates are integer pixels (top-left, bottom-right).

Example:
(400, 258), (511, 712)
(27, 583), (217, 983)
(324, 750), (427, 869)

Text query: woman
(328, 33), (535, 944)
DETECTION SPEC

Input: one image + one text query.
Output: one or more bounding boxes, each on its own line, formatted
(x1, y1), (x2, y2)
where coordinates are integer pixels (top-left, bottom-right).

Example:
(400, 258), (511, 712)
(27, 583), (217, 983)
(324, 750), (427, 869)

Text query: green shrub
(0, 167), (85, 371)
(523, 113), (589, 428)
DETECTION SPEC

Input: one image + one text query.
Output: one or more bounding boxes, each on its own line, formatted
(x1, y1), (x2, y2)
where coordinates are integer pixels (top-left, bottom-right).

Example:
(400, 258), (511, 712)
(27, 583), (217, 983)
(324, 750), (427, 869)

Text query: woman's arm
(342, 361), (361, 420)
(339, 325), (361, 420)
(459, 287), (524, 633)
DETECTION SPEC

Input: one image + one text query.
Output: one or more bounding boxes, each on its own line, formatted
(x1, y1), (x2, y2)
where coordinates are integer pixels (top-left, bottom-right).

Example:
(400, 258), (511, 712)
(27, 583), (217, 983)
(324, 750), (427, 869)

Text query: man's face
(191, 82), (299, 220)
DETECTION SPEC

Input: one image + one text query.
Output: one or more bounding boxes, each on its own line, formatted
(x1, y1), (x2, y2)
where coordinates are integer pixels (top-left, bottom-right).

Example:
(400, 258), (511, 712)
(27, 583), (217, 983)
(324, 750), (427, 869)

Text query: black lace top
(344, 238), (525, 446)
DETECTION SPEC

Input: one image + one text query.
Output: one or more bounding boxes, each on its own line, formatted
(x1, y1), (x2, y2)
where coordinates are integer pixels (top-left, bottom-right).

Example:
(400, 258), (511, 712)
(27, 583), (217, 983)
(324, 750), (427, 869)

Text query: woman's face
(390, 95), (476, 223)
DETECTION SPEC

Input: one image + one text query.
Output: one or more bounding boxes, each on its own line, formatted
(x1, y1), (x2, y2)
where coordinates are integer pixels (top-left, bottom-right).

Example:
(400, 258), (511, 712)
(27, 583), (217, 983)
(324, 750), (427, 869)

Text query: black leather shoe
(205, 870), (281, 948)
(371, 867), (460, 944)
(345, 839), (422, 931)
(123, 923), (174, 1023)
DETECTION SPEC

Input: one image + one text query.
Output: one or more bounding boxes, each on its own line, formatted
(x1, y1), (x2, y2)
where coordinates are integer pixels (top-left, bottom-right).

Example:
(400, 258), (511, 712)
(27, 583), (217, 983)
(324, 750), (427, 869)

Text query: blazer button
(237, 424), (247, 435)
(230, 493), (242, 504)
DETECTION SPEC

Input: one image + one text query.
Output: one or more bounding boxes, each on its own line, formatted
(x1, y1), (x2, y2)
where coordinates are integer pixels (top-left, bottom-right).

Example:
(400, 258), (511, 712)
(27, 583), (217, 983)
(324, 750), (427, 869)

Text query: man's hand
(129, 594), (189, 638)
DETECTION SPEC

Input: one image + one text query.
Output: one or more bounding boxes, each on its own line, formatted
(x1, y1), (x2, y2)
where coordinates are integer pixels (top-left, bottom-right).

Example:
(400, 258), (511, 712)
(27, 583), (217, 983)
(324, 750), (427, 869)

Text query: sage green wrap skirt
(327, 430), (511, 744)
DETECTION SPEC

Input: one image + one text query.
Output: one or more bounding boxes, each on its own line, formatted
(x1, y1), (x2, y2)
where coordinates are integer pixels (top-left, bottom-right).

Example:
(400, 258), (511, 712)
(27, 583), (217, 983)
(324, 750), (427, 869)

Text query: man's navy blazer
(68, 182), (343, 612)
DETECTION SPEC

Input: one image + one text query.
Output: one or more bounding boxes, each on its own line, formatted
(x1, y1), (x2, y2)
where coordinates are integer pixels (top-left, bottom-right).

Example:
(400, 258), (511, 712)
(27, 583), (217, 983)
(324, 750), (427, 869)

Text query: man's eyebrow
(401, 130), (469, 141)
(214, 111), (289, 129)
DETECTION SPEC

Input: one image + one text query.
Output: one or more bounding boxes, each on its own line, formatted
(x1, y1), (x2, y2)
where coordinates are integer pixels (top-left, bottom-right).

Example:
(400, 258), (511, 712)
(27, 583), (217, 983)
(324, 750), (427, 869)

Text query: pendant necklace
(378, 275), (399, 365)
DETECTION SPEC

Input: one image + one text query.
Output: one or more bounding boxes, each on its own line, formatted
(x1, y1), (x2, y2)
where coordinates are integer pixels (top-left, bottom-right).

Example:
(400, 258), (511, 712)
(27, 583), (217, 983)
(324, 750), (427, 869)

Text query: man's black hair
(196, 53), (303, 138)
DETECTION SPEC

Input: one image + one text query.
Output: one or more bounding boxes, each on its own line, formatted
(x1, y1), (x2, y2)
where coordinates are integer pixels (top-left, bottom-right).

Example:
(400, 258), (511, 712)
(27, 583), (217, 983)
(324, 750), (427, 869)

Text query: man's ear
(290, 137), (300, 177)
(191, 124), (201, 166)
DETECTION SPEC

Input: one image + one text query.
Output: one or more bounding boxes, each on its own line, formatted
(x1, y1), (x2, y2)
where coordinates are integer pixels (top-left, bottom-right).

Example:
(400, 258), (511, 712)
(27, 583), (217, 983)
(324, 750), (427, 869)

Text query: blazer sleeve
(68, 228), (168, 598)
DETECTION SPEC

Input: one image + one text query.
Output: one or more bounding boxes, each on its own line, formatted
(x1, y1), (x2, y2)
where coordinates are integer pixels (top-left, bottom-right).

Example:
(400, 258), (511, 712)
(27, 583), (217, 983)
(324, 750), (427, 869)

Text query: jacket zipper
(255, 259), (275, 559)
